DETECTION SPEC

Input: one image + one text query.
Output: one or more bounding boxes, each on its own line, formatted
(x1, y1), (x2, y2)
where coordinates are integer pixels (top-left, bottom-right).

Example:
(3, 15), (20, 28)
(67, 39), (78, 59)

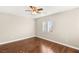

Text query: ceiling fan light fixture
(32, 11), (37, 14)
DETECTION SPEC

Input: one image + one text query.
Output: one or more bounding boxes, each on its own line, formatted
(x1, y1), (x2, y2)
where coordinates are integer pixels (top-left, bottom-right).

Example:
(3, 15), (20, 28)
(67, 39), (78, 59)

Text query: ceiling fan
(25, 6), (43, 14)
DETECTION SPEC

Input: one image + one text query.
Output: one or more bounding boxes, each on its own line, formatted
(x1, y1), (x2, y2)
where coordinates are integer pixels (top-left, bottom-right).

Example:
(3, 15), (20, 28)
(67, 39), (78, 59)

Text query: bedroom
(0, 6), (79, 53)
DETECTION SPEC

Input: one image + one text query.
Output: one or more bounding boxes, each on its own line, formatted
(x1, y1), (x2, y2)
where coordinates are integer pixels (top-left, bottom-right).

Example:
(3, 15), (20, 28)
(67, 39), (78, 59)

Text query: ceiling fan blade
(38, 8), (43, 11)
(25, 10), (31, 11)
(29, 6), (36, 9)
(29, 6), (33, 8)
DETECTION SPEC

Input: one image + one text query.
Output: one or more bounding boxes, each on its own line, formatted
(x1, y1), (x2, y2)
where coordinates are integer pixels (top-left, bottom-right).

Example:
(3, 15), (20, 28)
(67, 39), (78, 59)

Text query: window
(47, 20), (53, 32)
(42, 20), (53, 32)
(42, 21), (47, 32)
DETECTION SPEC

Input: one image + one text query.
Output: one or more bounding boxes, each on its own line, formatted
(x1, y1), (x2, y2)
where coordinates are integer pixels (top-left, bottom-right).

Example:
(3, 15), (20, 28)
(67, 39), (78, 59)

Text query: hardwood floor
(0, 37), (79, 53)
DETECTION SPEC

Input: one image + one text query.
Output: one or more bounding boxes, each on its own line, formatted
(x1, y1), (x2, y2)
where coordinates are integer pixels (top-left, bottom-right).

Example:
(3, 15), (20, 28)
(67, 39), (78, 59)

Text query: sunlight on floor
(40, 44), (54, 53)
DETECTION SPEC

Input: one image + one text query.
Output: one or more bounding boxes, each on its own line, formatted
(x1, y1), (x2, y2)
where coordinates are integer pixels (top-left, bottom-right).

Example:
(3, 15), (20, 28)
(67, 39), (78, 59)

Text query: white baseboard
(36, 36), (79, 50)
(0, 35), (35, 45)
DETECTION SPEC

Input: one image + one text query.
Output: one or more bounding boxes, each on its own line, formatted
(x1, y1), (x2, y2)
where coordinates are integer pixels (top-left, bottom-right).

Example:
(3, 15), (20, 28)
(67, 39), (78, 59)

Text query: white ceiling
(0, 6), (78, 18)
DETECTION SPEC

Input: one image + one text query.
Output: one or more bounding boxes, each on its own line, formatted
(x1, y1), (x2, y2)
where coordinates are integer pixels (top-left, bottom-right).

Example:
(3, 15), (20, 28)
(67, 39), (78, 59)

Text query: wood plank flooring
(0, 37), (79, 53)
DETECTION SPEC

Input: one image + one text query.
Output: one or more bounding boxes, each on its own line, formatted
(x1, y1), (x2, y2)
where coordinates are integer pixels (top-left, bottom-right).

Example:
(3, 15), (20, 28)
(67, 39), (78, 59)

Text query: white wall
(0, 13), (35, 44)
(36, 8), (79, 48)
